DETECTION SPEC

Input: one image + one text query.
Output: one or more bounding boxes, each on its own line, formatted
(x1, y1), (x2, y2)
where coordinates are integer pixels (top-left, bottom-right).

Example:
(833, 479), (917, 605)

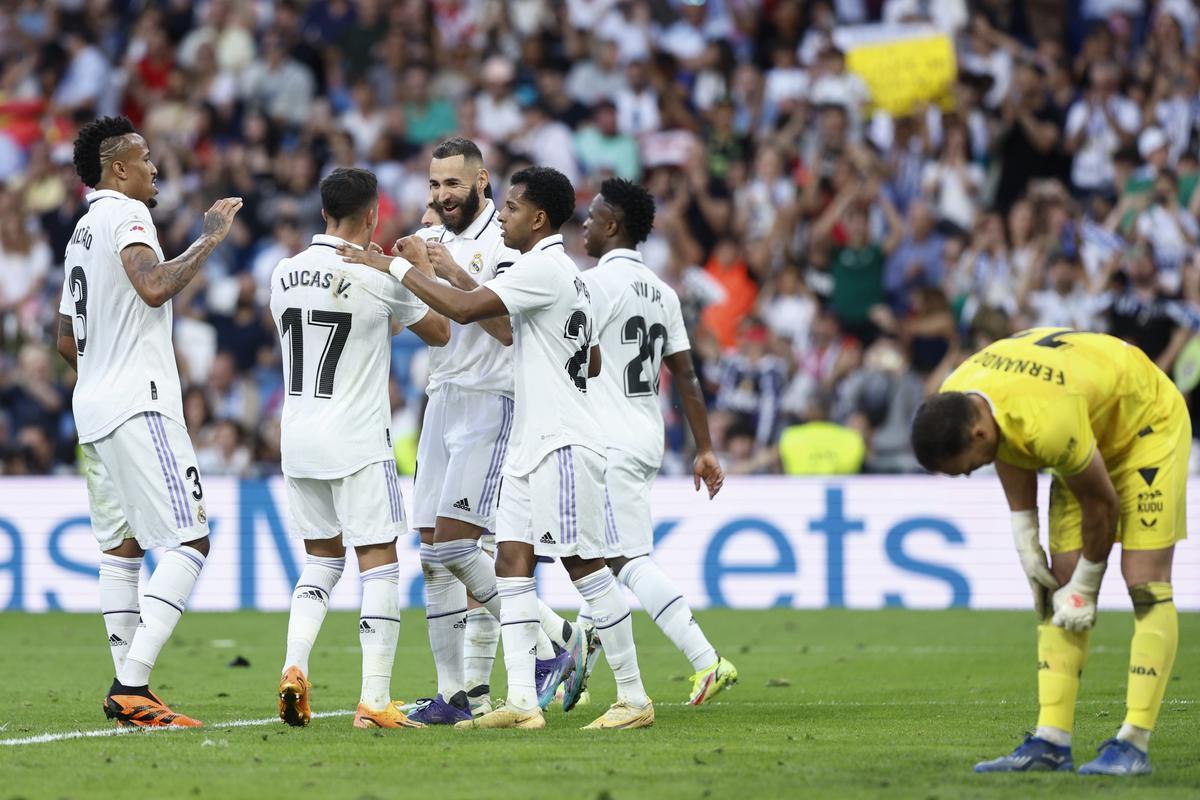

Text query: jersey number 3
(280, 308), (352, 399)
(69, 266), (88, 355)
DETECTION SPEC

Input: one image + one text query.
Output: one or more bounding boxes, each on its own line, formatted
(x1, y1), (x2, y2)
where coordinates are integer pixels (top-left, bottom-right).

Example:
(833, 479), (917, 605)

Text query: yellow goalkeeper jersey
(940, 328), (1175, 475)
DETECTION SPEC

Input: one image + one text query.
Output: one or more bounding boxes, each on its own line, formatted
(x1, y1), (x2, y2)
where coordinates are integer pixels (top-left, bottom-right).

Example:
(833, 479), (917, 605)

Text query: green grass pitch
(1, 608), (1197, 799)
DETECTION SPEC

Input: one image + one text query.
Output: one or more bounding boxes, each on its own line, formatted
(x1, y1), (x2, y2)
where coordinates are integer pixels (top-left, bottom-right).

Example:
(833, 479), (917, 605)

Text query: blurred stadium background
(1, 1), (1200, 614)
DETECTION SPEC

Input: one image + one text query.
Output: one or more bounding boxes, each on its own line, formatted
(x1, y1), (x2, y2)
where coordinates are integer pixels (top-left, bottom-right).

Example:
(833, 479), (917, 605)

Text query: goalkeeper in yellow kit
(910, 328), (1187, 776)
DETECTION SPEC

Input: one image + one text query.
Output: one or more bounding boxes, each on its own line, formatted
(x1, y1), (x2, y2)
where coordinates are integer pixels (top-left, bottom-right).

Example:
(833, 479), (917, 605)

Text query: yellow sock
(1036, 623), (1089, 733)
(1124, 582), (1178, 731)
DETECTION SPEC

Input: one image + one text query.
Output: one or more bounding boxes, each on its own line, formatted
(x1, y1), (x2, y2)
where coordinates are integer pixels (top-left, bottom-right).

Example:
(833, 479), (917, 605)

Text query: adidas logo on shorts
(359, 620), (374, 634)
(540, 532), (555, 544)
(108, 633), (126, 646)
(453, 497), (472, 512)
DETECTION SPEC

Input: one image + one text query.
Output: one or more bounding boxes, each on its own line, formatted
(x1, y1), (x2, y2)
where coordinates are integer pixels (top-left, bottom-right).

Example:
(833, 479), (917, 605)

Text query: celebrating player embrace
(341, 166), (654, 730)
(271, 167), (449, 730)
(911, 329), (1188, 775)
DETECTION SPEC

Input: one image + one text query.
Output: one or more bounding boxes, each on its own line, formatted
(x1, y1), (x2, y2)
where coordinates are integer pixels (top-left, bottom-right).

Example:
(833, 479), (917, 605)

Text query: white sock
(535, 627), (556, 660)
(433, 539), (501, 618)
(1036, 726), (1072, 747)
(497, 576), (539, 711)
(463, 607), (499, 690)
(619, 557), (718, 672)
(99, 554), (142, 675)
(577, 602), (593, 627)
(574, 567), (648, 707)
(359, 562), (401, 709)
(538, 600), (574, 650)
(1117, 723), (1151, 752)
(119, 545), (205, 687)
(420, 543), (467, 699)
(283, 555), (344, 675)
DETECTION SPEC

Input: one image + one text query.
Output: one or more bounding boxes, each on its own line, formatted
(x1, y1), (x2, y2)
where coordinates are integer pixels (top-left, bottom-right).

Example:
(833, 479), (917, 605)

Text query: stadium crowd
(3, 0), (1200, 478)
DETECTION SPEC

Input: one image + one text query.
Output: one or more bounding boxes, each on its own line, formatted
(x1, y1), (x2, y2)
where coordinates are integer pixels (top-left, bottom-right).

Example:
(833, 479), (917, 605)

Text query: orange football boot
(103, 683), (202, 728)
(352, 701), (425, 729)
(278, 666), (312, 727)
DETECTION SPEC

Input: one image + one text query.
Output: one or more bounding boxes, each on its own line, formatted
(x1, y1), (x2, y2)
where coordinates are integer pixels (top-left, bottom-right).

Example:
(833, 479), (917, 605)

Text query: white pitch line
(0, 710), (353, 747)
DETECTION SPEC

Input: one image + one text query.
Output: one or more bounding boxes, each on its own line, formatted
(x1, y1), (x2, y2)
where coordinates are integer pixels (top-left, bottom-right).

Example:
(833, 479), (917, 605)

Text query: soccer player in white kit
(55, 116), (242, 727)
(339, 166), (654, 730)
(580, 178), (738, 705)
(406, 139), (580, 724)
(271, 168), (450, 729)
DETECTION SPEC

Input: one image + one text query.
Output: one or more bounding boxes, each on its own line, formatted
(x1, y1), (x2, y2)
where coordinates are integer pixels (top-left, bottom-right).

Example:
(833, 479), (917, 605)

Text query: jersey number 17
(280, 307), (353, 398)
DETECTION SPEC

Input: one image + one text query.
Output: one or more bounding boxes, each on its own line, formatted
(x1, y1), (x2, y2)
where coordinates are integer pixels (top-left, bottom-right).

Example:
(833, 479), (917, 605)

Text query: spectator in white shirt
(474, 56), (524, 144)
(338, 79), (387, 159)
(52, 29), (112, 115)
(1021, 254), (1108, 331)
(514, 102), (580, 185)
(616, 60), (661, 136)
(1135, 171), (1199, 285)
(241, 31), (315, 128)
(1064, 61), (1141, 192)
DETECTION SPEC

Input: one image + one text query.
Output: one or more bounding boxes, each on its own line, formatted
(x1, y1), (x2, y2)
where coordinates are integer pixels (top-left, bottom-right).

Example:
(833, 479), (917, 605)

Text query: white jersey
(416, 199), (518, 397)
(485, 234), (605, 476)
(583, 248), (690, 467)
(270, 234), (430, 479)
(58, 189), (182, 443)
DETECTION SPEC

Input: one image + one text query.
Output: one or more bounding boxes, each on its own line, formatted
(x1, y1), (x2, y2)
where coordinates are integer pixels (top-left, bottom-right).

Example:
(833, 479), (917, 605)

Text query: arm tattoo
(123, 230), (221, 306)
(202, 209), (224, 237)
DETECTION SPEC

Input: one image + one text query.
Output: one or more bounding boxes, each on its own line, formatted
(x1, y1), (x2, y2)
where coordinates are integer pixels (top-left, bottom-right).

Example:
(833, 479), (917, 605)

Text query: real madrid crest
(470, 252), (484, 274)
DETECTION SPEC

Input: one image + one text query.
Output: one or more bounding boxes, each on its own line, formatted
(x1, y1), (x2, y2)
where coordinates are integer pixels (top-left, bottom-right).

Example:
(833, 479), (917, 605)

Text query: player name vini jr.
(632, 280), (662, 305)
(970, 351), (1067, 386)
(278, 268), (352, 297)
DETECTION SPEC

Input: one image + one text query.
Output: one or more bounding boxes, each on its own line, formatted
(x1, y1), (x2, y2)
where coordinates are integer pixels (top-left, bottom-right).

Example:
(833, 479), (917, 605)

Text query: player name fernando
(971, 351), (1067, 386)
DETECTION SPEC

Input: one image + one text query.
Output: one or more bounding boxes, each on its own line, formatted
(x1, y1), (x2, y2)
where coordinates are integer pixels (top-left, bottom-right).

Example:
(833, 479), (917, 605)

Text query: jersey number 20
(280, 308), (352, 398)
(622, 315), (667, 397)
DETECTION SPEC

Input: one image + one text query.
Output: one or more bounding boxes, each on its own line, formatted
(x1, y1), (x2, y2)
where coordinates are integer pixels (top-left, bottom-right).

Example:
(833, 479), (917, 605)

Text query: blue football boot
(1079, 739), (1151, 776)
(974, 734), (1073, 772)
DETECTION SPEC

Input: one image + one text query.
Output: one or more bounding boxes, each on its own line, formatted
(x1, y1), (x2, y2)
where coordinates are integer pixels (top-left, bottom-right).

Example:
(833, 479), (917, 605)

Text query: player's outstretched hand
(694, 450), (724, 499)
(202, 197), (243, 241)
(337, 243), (393, 272)
(1051, 584), (1097, 632)
(425, 240), (459, 279)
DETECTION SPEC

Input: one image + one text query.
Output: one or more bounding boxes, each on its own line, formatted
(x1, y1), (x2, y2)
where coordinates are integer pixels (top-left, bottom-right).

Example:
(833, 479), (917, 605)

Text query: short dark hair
(910, 392), (978, 472)
(599, 177), (655, 245)
(510, 166), (576, 229)
(320, 167), (378, 220)
(73, 116), (136, 188)
(432, 136), (483, 163)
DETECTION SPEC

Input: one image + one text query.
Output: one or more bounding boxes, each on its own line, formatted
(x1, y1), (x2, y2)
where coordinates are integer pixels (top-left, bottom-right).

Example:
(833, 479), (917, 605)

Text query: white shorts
(286, 460), (408, 547)
(602, 448), (658, 558)
(496, 445), (607, 559)
(81, 412), (209, 552)
(413, 385), (514, 532)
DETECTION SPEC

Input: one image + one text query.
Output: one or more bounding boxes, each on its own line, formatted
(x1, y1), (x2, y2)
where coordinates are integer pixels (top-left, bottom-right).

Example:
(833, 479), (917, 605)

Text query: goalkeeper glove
(1011, 510), (1058, 620)
(1052, 556), (1106, 632)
